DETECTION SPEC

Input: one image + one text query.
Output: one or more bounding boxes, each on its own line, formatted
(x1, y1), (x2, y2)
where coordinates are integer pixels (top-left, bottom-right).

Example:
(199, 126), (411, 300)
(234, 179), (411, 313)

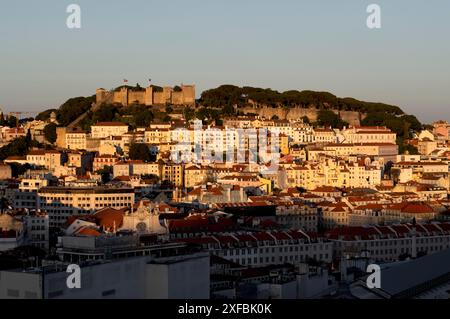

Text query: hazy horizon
(1, 0), (449, 123)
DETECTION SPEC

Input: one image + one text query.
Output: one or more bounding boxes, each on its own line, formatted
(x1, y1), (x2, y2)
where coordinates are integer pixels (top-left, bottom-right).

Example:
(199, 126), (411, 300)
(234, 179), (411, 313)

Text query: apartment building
(93, 155), (119, 172)
(23, 211), (49, 251)
(26, 150), (64, 171)
(55, 127), (87, 150)
(145, 128), (171, 144)
(326, 223), (450, 262)
(91, 122), (129, 139)
(184, 165), (210, 189)
(323, 143), (398, 163)
(37, 186), (135, 227)
(341, 126), (396, 145)
(66, 131), (87, 150)
(113, 161), (159, 177)
(181, 230), (333, 267)
(313, 128), (337, 144)
(275, 203), (319, 232)
(281, 159), (382, 190)
(160, 163), (184, 187)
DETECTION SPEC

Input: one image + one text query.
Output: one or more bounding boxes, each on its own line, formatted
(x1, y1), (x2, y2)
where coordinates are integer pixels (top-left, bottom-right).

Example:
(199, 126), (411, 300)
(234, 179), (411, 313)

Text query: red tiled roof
(215, 235), (238, 245)
(93, 122), (128, 127)
(93, 208), (124, 230)
(252, 232), (274, 241)
(271, 231), (291, 241)
(311, 186), (341, 193)
(287, 230), (309, 240)
(77, 227), (101, 237)
(168, 215), (235, 233)
(234, 234), (257, 242)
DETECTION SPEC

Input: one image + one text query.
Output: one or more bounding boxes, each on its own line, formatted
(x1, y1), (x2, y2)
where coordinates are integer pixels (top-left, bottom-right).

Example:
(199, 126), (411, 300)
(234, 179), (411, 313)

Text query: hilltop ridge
(35, 84), (422, 138)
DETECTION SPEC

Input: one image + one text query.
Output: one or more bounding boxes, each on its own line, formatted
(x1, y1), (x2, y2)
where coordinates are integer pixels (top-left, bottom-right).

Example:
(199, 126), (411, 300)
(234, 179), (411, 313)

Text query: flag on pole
(123, 79), (128, 83)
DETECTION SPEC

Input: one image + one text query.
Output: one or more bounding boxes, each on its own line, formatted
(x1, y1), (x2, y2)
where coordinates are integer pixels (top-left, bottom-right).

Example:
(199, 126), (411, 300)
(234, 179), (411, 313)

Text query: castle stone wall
(240, 106), (365, 126)
(96, 85), (196, 107)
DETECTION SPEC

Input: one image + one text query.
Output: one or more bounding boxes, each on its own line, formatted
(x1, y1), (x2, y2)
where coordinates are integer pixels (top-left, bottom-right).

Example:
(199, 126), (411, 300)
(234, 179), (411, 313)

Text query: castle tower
(120, 87), (129, 107)
(145, 86), (153, 106)
(96, 88), (107, 104)
(163, 87), (173, 104)
(182, 85), (196, 105)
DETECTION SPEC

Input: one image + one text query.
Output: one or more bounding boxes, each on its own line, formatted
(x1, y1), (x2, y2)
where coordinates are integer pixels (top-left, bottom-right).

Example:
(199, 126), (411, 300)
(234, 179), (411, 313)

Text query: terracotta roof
(93, 122), (128, 127)
(93, 208), (124, 230)
(76, 227), (101, 237)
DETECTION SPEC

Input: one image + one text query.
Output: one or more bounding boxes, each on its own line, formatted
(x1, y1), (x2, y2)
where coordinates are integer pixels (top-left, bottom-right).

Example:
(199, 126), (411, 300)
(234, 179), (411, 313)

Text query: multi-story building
(145, 128), (171, 144)
(322, 143), (398, 163)
(26, 150), (64, 171)
(281, 158), (382, 190)
(341, 126), (396, 145)
(37, 186), (135, 227)
(349, 202), (437, 226)
(113, 161), (159, 178)
(66, 131), (87, 150)
(326, 222), (450, 262)
(184, 165), (210, 189)
(181, 230), (333, 267)
(313, 128), (337, 144)
(433, 120), (450, 140)
(0, 246), (209, 299)
(23, 211), (49, 251)
(0, 212), (25, 252)
(275, 203), (318, 232)
(93, 155), (120, 172)
(4, 128), (26, 142)
(56, 127), (87, 150)
(160, 162), (184, 187)
(91, 122), (129, 139)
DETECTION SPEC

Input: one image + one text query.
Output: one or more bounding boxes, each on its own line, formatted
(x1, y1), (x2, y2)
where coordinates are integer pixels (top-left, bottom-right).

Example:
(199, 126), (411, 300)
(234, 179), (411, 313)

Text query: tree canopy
(0, 137), (31, 161)
(57, 96), (96, 126)
(43, 123), (57, 144)
(199, 85), (405, 115)
(129, 143), (153, 162)
(361, 112), (422, 139)
(316, 110), (348, 129)
(35, 109), (57, 121)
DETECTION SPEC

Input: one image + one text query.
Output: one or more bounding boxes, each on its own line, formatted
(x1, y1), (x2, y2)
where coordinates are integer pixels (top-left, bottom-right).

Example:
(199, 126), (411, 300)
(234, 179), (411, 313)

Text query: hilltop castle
(96, 84), (196, 107)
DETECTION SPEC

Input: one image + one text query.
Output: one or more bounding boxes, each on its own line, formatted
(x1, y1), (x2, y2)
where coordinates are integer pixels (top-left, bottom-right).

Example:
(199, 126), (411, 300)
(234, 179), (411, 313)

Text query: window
(102, 289), (116, 297)
(48, 290), (64, 298)
(7, 289), (19, 298)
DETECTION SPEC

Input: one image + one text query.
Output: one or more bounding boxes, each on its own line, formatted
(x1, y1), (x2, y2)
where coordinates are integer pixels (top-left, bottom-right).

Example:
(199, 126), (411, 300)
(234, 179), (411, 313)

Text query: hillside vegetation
(199, 85), (422, 138)
(35, 85), (423, 141)
(199, 85), (404, 115)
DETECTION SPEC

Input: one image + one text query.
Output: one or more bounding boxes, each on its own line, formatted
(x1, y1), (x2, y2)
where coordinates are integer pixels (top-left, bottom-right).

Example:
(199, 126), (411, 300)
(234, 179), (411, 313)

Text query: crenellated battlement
(96, 84), (196, 107)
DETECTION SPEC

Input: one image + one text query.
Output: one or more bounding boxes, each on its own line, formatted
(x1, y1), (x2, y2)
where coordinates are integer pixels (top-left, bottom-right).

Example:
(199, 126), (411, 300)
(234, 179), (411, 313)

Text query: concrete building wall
(0, 253), (209, 299)
(0, 272), (42, 299)
(146, 254), (210, 299)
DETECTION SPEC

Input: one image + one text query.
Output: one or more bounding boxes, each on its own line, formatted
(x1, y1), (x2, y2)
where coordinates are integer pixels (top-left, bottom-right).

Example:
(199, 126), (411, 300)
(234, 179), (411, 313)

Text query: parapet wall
(96, 85), (196, 107)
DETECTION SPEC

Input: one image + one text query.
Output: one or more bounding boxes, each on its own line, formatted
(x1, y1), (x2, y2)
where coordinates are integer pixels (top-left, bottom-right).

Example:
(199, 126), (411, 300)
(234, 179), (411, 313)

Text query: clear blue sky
(0, 0), (449, 123)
